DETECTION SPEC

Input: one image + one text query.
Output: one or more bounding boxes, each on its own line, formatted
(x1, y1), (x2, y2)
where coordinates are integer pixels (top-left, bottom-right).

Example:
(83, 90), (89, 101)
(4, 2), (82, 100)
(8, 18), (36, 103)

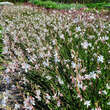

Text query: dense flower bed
(0, 6), (110, 110)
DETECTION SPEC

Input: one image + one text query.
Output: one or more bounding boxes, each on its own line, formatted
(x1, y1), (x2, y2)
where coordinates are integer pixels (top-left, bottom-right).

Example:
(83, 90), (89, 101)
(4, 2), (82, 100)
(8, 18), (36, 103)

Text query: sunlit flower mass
(0, 5), (109, 110)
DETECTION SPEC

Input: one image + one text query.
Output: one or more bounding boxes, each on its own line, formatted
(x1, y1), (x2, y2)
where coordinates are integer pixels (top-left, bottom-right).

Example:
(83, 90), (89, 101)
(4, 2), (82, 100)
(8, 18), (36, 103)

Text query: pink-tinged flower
(95, 107), (102, 110)
(23, 96), (35, 110)
(46, 99), (50, 104)
(82, 85), (87, 91)
(46, 93), (51, 100)
(35, 90), (41, 101)
(30, 96), (35, 105)
(21, 62), (30, 72)
(35, 95), (41, 101)
(11, 85), (16, 90)
(60, 34), (65, 40)
(84, 74), (91, 80)
(5, 68), (11, 73)
(35, 64), (39, 70)
(98, 90), (102, 95)
(91, 107), (102, 110)
(52, 93), (57, 100)
(57, 100), (61, 107)
(60, 93), (63, 97)
(77, 94), (83, 101)
(2, 46), (9, 54)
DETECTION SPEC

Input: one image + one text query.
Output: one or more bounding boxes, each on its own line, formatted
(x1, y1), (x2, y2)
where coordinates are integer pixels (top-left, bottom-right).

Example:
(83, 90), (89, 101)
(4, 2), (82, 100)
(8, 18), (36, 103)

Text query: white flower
(73, 18), (79, 23)
(90, 72), (97, 79)
(81, 41), (91, 49)
(21, 63), (30, 72)
(54, 56), (60, 63)
(30, 97), (35, 105)
(76, 26), (81, 32)
(1, 99), (7, 107)
(102, 90), (107, 95)
(11, 85), (16, 90)
(54, 51), (60, 63)
(89, 35), (95, 39)
(1, 95), (8, 107)
(100, 36), (109, 42)
(23, 96), (35, 109)
(60, 34), (65, 40)
(90, 16), (94, 19)
(106, 83), (110, 89)
(0, 30), (2, 33)
(58, 77), (64, 85)
(4, 75), (10, 84)
(71, 61), (76, 69)
(15, 104), (20, 109)
(77, 81), (83, 89)
(35, 90), (41, 101)
(97, 55), (104, 63)
(84, 100), (91, 108)
(57, 100), (61, 107)
(2, 46), (9, 54)
(46, 94), (51, 100)
(84, 74), (91, 80)
(35, 64), (39, 69)
(36, 90), (41, 96)
(43, 60), (49, 67)
(107, 102), (110, 105)
(46, 76), (52, 80)
(52, 40), (56, 45)
(52, 93), (57, 100)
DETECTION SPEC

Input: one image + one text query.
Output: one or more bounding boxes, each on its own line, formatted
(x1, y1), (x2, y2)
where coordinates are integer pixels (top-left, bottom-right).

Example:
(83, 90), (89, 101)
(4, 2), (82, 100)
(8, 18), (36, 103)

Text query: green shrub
(29, 0), (85, 9)
(30, 0), (110, 4)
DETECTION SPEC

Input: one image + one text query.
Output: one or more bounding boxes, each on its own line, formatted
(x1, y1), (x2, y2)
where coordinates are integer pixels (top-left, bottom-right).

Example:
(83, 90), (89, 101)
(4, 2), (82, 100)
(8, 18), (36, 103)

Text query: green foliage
(29, 0), (85, 9)
(0, 25), (4, 71)
(29, 0), (110, 4)
(86, 2), (106, 9)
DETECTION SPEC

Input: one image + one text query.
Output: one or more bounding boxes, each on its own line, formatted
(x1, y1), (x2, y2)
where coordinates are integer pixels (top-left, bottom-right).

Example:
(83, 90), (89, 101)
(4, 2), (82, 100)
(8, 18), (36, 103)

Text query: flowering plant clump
(0, 5), (110, 109)
(0, 25), (4, 75)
